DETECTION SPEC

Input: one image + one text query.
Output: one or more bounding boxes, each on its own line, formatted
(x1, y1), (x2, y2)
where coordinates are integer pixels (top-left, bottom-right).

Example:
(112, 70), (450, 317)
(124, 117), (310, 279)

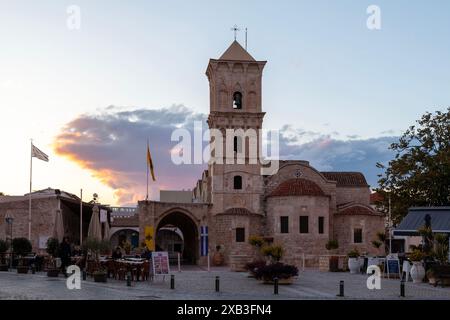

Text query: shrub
(254, 262), (298, 281)
(12, 238), (32, 256)
(325, 240), (339, 251)
(46, 238), (60, 258)
(83, 238), (111, 259)
(0, 240), (9, 254)
(409, 249), (425, 262)
(347, 248), (360, 258)
(245, 260), (266, 275)
(371, 240), (382, 249)
(248, 235), (265, 247)
(261, 245), (284, 262)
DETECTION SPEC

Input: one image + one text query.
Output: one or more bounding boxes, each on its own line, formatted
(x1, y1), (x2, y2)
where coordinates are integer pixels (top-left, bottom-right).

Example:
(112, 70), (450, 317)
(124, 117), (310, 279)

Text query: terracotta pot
(94, 273), (107, 283)
(263, 277), (294, 285)
(410, 262), (425, 283)
(348, 258), (360, 274)
(329, 256), (339, 272)
(17, 266), (29, 274)
(213, 252), (224, 266)
(47, 268), (60, 277)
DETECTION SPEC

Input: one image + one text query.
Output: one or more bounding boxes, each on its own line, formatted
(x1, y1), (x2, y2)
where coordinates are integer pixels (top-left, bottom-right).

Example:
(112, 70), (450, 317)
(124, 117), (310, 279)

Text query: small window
(233, 175), (242, 190)
(233, 136), (242, 153)
(318, 217), (324, 234)
(280, 216), (289, 234)
(299, 216), (309, 234)
(354, 228), (363, 243)
(236, 228), (245, 242)
(233, 92), (243, 109)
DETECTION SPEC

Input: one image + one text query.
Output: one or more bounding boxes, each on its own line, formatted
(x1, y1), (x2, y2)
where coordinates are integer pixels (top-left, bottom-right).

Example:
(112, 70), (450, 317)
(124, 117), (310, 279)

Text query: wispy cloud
(53, 105), (396, 204)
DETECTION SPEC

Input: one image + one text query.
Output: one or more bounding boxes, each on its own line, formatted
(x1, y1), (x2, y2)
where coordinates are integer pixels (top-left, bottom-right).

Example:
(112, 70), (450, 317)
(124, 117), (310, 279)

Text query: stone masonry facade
(137, 41), (385, 270)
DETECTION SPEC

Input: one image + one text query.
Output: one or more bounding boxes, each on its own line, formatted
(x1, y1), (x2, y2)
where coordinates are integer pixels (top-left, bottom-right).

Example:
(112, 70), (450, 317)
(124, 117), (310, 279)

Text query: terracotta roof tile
(223, 207), (254, 215)
(337, 204), (382, 216)
(321, 172), (369, 187)
(268, 178), (326, 198)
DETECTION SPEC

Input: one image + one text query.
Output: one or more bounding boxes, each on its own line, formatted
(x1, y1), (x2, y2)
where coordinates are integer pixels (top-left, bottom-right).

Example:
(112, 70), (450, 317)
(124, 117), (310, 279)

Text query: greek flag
(200, 226), (208, 257)
(32, 144), (49, 162)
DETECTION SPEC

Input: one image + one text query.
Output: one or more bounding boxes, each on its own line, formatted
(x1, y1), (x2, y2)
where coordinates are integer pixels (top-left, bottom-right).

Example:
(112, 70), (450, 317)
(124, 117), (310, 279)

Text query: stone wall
(266, 195), (331, 267)
(0, 197), (59, 252)
(333, 213), (385, 256)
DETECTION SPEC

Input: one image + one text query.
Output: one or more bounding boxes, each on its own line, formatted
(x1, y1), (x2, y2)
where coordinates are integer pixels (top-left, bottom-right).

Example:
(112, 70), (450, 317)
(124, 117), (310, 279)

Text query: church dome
(268, 178), (326, 198)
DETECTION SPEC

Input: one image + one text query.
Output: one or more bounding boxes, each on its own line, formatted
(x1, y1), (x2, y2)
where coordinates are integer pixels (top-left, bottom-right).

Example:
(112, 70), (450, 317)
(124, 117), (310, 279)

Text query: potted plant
(122, 241), (132, 255)
(261, 245), (284, 263)
(212, 245), (224, 266)
(248, 235), (265, 261)
(83, 237), (110, 282)
(0, 240), (10, 271)
(254, 262), (299, 284)
(45, 238), (60, 277)
(12, 238), (32, 274)
(347, 248), (360, 274)
(376, 231), (387, 255)
(244, 260), (266, 278)
(409, 249), (425, 283)
(325, 240), (339, 272)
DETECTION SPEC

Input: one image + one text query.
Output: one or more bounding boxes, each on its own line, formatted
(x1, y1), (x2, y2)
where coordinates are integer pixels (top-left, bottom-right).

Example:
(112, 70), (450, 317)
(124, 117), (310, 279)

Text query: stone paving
(1, 267), (450, 300)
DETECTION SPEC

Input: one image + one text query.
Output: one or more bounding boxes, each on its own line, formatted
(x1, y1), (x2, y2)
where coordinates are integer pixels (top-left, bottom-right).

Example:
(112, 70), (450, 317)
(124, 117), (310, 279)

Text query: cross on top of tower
(231, 24), (240, 41)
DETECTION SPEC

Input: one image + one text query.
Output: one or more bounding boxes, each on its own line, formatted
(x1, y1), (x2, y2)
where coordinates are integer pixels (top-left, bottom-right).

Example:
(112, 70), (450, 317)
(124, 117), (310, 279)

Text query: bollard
(274, 277), (279, 295)
(82, 270), (87, 281)
(337, 280), (344, 297)
(127, 271), (132, 287)
(215, 276), (220, 292)
(171, 274), (175, 289)
(400, 280), (405, 297)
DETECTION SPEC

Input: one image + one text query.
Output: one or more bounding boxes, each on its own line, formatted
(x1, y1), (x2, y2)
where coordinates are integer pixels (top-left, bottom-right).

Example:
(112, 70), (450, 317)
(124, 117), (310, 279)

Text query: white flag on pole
(31, 144), (49, 162)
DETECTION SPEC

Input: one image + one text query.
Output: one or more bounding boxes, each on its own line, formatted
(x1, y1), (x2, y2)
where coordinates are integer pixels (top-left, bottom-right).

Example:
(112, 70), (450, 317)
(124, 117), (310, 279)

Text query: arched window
(233, 92), (243, 109)
(233, 175), (243, 190)
(233, 136), (242, 153)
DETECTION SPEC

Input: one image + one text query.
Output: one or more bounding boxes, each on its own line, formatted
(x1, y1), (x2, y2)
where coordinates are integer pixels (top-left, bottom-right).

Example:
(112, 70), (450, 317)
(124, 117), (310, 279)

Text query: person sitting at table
(59, 237), (72, 277)
(112, 246), (122, 260)
(72, 245), (82, 256)
(141, 247), (152, 260)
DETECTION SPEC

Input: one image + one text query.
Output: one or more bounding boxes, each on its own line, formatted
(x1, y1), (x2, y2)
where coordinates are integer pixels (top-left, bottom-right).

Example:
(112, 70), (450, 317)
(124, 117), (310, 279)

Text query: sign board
(145, 226), (155, 251)
(200, 226), (208, 256)
(152, 251), (170, 276)
(386, 255), (401, 279)
(38, 236), (50, 249)
(100, 209), (108, 223)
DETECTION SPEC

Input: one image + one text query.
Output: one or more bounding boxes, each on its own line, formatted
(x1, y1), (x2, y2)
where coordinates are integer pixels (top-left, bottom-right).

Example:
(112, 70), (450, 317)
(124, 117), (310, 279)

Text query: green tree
(376, 108), (450, 224)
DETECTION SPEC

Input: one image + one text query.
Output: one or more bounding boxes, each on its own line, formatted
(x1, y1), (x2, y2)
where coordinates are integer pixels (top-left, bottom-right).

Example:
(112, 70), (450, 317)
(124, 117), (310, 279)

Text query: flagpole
(80, 189), (83, 246)
(28, 140), (33, 241)
(146, 139), (149, 201)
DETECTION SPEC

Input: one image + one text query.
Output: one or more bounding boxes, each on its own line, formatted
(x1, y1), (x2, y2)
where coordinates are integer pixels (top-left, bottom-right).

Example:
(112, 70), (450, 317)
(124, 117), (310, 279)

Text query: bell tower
(205, 40), (267, 215)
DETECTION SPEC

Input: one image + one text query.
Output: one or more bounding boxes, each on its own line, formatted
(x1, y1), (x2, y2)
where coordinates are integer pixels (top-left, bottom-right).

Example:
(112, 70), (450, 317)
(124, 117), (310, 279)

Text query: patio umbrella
(52, 209), (64, 242)
(103, 221), (110, 241)
(88, 205), (102, 241)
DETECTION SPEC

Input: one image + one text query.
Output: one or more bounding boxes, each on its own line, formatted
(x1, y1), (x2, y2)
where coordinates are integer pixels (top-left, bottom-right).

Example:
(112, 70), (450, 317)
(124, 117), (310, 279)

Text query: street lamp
(5, 214), (13, 271)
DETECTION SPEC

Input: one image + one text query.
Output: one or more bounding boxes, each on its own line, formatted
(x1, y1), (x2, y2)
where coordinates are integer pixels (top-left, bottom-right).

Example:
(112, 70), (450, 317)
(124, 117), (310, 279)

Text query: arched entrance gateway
(156, 210), (199, 265)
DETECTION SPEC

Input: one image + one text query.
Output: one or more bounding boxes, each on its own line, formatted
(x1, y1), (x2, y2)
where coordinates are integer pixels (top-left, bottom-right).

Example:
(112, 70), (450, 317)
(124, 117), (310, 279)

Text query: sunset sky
(1, 0), (450, 206)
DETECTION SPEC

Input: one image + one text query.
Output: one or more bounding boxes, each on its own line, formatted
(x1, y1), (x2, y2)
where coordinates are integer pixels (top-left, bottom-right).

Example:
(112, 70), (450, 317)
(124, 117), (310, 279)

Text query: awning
(394, 207), (450, 236)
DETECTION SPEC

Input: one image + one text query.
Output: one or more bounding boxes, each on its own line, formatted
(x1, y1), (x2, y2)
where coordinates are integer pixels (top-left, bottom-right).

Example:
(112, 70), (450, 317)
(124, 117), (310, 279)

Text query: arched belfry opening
(156, 211), (199, 264)
(233, 91), (243, 109)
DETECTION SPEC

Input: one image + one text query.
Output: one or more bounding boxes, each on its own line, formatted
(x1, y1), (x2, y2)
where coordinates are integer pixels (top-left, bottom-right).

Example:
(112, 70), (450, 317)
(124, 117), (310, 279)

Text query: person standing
(59, 237), (72, 277)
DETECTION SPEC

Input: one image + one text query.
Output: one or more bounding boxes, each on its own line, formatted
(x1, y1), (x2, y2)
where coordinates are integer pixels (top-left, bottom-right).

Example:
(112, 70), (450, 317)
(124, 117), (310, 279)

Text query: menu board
(152, 251), (170, 276)
(386, 254), (400, 278)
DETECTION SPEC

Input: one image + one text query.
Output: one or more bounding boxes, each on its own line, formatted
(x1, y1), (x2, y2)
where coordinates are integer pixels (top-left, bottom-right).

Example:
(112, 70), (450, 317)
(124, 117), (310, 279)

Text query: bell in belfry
(233, 91), (242, 109)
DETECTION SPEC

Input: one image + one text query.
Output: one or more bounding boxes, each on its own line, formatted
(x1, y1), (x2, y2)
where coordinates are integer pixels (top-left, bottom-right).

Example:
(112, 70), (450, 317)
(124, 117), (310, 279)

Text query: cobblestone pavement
(1, 267), (450, 300)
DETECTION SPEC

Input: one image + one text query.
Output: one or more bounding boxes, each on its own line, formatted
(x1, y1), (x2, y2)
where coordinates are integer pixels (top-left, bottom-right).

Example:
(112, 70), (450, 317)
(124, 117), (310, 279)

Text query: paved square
(1, 267), (450, 300)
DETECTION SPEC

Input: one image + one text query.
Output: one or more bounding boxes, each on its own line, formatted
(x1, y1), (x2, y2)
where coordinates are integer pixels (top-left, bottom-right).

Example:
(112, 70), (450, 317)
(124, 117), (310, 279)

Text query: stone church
(138, 41), (385, 269)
